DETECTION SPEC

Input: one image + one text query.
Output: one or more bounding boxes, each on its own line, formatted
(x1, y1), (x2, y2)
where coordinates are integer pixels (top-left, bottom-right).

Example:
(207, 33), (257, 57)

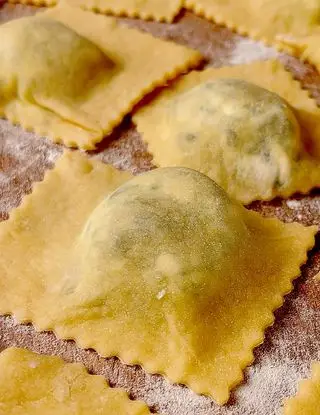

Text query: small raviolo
(0, 5), (202, 149)
(8, 0), (183, 22)
(0, 347), (151, 414)
(283, 362), (320, 415)
(185, 0), (320, 50)
(134, 60), (320, 204)
(0, 151), (316, 405)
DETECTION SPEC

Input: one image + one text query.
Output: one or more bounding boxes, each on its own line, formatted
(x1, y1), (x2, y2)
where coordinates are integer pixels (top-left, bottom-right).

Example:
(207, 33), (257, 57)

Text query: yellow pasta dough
(8, 0), (183, 22)
(0, 347), (150, 414)
(134, 60), (320, 204)
(278, 31), (320, 73)
(0, 151), (316, 405)
(0, 5), (202, 149)
(65, 0), (184, 22)
(185, 0), (320, 49)
(283, 362), (320, 415)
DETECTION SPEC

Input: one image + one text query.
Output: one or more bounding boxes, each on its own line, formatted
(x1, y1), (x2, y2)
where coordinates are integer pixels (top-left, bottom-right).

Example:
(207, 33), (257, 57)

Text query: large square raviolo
(134, 60), (320, 204)
(0, 347), (150, 414)
(0, 6), (202, 149)
(283, 362), (320, 415)
(185, 0), (320, 49)
(0, 151), (316, 405)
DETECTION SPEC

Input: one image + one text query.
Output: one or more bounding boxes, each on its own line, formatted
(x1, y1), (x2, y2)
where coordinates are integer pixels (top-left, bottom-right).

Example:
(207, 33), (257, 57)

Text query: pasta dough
(185, 0), (320, 49)
(65, 0), (184, 22)
(0, 347), (150, 414)
(283, 362), (320, 415)
(134, 60), (320, 203)
(0, 151), (316, 405)
(278, 32), (320, 74)
(8, 0), (183, 22)
(0, 5), (202, 149)
(1, 17), (110, 142)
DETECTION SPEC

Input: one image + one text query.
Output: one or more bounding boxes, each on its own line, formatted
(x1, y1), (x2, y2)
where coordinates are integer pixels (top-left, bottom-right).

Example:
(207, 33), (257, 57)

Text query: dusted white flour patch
(228, 37), (279, 66)
(286, 200), (301, 209)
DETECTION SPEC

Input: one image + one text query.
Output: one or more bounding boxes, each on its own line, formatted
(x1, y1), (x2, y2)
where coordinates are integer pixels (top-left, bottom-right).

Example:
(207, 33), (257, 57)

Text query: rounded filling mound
(66, 167), (251, 296)
(0, 16), (112, 130)
(158, 79), (302, 202)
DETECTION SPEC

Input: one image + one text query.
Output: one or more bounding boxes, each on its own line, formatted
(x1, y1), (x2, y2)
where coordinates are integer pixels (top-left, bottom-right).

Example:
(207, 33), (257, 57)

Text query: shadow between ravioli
(0, 152), (315, 405)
